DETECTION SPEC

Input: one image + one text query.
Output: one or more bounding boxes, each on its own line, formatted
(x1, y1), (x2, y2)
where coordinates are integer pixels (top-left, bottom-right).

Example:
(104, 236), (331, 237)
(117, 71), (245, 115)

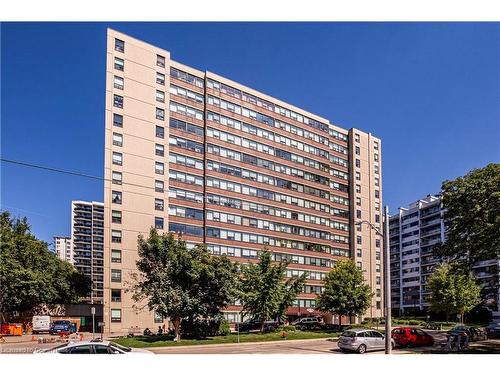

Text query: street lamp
(355, 205), (392, 354)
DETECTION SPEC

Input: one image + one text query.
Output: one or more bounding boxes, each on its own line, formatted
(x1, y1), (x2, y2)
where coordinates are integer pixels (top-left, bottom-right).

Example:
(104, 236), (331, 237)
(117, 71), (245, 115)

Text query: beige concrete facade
(103, 28), (383, 332)
(348, 130), (384, 319)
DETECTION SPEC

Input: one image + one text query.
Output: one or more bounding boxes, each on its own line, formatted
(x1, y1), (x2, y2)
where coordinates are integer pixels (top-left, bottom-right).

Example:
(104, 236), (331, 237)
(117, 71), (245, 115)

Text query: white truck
(32, 315), (51, 334)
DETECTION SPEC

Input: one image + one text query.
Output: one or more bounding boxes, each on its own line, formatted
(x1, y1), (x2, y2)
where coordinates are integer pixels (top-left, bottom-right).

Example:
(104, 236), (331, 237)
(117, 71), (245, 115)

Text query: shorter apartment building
(390, 195), (499, 315)
(70, 201), (105, 304)
(54, 236), (73, 263)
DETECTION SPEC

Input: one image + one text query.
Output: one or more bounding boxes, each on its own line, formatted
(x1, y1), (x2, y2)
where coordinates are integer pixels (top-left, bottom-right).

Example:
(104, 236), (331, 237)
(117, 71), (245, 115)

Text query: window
(112, 191), (122, 204)
(155, 162), (164, 175)
(155, 198), (164, 211)
(111, 269), (122, 282)
(374, 153), (379, 162)
(114, 38), (124, 52)
(155, 217), (164, 229)
(111, 289), (121, 302)
(157, 54), (165, 67)
(376, 239), (381, 248)
(156, 108), (165, 121)
(114, 76), (124, 90)
(357, 235), (362, 245)
(156, 126), (164, 138)
(376, 301), (381, 310)
(113, 94), (123, 108)
(356, 210), (361, 219)
(111, 309), (121, 322)
(354, 133), (360, 143)
(376, 276), (381, 285)
(355, 184), (361, 193)
(355, 146), (360, 155)
(111, 249), (122, 263)
(375, 214), (380, 223)
(374, 141), (379, 150)
(113, 113), (123, 127)
(156, 90), (165, 103)
(375, 190), (380, 199)
(355, 171), (361, 181)
(355, 159), (361, 168)
(112, 171), (122, 185)
(112, 210), (122, 224)
(112, 152), (122, 166)
(356, 197), (361, 206)
(357, 261), (362, 269)
(112, 132), (123, 146)
(111, 230), (122, 243)
(155, 144), (164, 156)
(114, 57), (124, 71)
(156, 72), (165, 85)
(155, 180), (164, 193)
(154, 311), (164, 324)
(357, 248), (362, 257)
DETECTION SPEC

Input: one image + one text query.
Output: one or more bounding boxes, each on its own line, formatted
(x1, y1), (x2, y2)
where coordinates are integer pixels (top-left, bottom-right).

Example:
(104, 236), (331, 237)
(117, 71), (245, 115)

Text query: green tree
(435, 163), (500, 265)
(0, 211), (91, 321)
(239, 249), (306, 332)
(316, 259), (373, 323)
(427, 262), (481, 323)
(130, 230), (238, 341)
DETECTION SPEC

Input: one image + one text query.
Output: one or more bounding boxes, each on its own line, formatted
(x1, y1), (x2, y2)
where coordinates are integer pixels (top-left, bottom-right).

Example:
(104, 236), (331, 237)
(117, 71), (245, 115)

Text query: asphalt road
(149, 338), (391, 354)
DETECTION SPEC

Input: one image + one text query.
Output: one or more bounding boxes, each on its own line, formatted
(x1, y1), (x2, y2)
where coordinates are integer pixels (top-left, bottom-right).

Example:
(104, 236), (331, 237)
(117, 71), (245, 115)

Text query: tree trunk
(260, 315), (267, 333)
(349, 314), (353, 324)
(172, 316), (181, 342)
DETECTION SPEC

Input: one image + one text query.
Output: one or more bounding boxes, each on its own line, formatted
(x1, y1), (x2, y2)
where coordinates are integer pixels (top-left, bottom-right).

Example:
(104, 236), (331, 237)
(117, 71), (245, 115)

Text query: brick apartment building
(103, 29), (384, 332)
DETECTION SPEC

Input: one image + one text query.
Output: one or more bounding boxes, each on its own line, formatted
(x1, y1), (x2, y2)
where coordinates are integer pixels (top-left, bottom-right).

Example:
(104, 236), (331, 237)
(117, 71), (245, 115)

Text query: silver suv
(338, 329), (395, 353)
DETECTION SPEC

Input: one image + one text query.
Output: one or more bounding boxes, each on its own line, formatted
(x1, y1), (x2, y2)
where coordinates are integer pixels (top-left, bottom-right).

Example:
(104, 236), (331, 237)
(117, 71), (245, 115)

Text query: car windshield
(342, 331), (356, 337)
(42, 343), (69, 352)
(53, 321), (69, 325)
(109, 342), (132, 352)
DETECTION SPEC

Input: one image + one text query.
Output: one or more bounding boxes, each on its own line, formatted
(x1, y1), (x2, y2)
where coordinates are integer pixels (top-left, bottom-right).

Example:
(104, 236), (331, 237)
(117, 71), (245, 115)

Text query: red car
(391, 327), (435, 347)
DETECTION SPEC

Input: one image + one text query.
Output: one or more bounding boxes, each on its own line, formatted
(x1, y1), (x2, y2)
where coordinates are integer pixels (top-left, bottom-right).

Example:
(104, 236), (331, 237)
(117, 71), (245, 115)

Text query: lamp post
(355, 205), (392, 354)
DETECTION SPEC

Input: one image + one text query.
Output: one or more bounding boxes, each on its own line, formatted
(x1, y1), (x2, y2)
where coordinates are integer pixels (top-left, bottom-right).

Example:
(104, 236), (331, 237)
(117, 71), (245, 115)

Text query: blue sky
(1, 22), (499, 244)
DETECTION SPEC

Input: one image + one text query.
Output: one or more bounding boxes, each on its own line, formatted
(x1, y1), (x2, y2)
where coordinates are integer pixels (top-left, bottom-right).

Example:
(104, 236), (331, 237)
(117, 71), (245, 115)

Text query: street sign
(91, 307), (96, 315)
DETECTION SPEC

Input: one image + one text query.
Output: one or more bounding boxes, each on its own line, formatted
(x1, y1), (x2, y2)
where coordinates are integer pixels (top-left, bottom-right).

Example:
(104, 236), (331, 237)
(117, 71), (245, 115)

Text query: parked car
(391, 327), (434, 347)
(238, 319), (280, 332)
(338, 328), (395, 353)
(447, 325), (485, 342)
(485, 322), (500, 339)
(35, 340), (152, 354)
(292, 317), (324, 330)
(49, 320), (77, 335)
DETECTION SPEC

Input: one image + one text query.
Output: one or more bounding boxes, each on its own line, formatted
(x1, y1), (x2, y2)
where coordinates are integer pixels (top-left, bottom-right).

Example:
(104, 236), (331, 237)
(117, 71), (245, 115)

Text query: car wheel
(358, 344), (367, 354)
(391, 342), (395, 350)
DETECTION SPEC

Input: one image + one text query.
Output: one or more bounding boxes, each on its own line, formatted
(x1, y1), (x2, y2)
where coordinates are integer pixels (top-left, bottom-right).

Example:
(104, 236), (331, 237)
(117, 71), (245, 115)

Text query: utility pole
(91, 306), (96, 341)
(384, 205), (392, 354)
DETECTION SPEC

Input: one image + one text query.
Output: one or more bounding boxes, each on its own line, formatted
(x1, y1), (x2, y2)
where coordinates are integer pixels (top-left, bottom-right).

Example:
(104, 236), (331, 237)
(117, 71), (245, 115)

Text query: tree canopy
(435, 163), (500, 265)
(427, 262), (481, 323)
(0, 211), (91, 320)
(239, 249), (306, 331)
(130, 230), (238, 341)
(316, 259), (373, 322)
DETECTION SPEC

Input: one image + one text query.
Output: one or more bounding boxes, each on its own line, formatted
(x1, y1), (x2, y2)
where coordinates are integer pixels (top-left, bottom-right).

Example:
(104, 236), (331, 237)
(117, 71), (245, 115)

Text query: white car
(34, 340), (153, 354)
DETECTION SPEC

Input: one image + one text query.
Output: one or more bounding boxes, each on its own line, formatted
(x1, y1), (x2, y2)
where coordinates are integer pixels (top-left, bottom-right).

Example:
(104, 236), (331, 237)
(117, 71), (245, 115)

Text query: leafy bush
(217, 319), (231, 336)
(282, 325), (296, 332)
(181, 317), (229, 339)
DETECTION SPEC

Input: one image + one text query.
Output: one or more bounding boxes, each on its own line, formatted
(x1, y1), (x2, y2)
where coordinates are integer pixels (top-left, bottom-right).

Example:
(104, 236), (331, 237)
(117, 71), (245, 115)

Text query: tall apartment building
(71, 200), (105, 304)
(54, 236), (73, 263)
(389, 195), (500, 315)
(103, 29), (383, 332)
